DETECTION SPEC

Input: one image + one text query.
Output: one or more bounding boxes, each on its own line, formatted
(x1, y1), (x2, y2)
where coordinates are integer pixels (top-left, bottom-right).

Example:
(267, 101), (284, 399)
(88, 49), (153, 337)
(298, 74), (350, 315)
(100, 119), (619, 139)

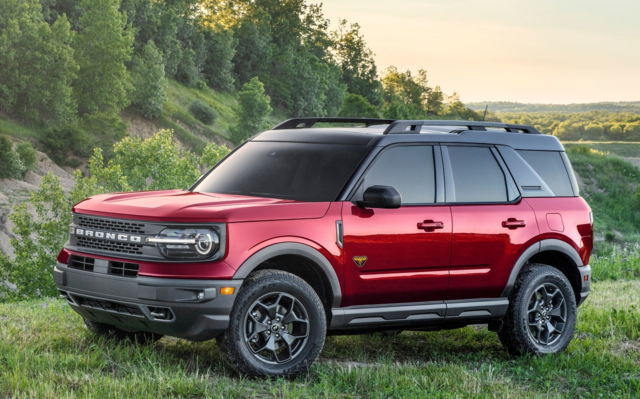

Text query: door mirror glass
(355, 185), (401, 209)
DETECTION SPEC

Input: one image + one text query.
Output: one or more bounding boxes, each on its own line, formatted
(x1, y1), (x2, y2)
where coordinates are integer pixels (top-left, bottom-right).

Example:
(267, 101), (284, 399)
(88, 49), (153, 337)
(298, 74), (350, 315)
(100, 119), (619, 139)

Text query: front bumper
(578, 264), (591, 306)
(54, 262), (243, 341)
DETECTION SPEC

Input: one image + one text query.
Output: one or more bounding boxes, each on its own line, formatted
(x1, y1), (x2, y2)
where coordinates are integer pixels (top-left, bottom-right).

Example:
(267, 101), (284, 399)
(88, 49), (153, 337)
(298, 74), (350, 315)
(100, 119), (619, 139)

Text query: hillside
(467, 101), (640, 114)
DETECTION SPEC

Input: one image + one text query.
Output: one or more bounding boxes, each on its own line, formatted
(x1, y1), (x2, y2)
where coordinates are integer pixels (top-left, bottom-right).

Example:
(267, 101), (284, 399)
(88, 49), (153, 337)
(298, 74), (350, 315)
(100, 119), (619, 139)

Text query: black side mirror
(355, 185), (401, 209)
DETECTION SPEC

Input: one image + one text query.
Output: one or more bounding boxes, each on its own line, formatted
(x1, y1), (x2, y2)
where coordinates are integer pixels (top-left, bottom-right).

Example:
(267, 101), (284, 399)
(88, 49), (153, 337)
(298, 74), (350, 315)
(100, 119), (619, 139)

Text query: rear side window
(358, 146), (435, 205)
(517, 150), (574, 196)
(447, 146), (507, 203)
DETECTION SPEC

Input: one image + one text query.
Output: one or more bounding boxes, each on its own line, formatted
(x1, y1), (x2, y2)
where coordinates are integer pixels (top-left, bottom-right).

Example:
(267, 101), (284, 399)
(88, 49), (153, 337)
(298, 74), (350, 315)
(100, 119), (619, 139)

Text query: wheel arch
(233, 243), (342, 310)
(502, 239), (583, 303)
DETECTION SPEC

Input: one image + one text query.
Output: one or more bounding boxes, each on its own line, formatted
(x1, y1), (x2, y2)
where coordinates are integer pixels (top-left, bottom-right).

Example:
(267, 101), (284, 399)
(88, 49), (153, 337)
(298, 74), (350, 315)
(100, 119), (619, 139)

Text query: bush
(189, 100), (217, 125)
(16, 142), (37, 172)
(41, 124), (92, 165)
(338, 93), (380, 118)
(0, 135), (25, 179)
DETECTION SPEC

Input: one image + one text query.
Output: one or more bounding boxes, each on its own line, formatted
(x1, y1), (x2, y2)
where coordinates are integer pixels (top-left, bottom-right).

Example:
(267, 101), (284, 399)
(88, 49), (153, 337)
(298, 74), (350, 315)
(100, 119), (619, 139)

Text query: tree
(331, 20), (383, 107)
(130, 40), (167, 119)
(231, 77), (272, 144)
(426, 85), (445, 116)
(201, 26), (236, 91)
(0, 0), (78, 126)
(74, 0), (134, 114)
(338, 93), (380, 118)
(16, 142), (38, 173)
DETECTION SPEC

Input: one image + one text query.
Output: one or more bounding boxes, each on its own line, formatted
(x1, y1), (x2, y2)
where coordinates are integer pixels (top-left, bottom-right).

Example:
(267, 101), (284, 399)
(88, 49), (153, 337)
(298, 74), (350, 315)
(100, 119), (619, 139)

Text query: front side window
(447, 146), (508, 203)
(194, 142), (369, 201)
(357, 145), (436, 205)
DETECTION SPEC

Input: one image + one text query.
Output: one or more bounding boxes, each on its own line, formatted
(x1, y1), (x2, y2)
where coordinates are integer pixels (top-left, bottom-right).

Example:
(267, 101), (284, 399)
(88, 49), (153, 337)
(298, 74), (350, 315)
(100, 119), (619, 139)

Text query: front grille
(78, 216), (146, 234)
(75, 295), (144, 317)
(77, 236), (143, 255)
(109, 261), (140, 278)
(68, 255), (94, 271)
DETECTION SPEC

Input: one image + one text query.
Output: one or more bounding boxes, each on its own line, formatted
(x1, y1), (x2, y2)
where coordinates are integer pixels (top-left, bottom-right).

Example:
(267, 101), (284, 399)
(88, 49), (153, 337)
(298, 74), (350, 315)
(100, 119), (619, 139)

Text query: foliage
(0, 173), (70, 300)
(0, 135), (25, 179)
(467, 101), (640, 114)
(78, 112), (129, 160)
(189, 100), (217, 125)
(0, 0), (78, 126)
(230, 77), (272, 144)
(73, 0), (134, 114)
(499, 111), (640, 141)
(200, 26), (236, 91)
(338, 93), (380, 118)
(331, 20), (383, 107)
(201, 142), (231, 168)
(130, 40), (167, 119)
(15, 142), (38, 173)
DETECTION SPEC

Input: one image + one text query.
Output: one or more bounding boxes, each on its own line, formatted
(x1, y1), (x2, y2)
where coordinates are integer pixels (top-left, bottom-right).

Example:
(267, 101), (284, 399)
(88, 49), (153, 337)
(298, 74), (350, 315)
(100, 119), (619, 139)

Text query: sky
(321, 0), (640, 104)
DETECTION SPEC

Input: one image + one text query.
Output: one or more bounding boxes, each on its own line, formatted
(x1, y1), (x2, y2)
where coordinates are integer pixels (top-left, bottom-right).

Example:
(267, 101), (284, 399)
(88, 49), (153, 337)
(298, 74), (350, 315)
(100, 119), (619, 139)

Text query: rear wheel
(84, 320), (163, 345)
(216, 270), (326, 378)
(498, 264), (576, 355)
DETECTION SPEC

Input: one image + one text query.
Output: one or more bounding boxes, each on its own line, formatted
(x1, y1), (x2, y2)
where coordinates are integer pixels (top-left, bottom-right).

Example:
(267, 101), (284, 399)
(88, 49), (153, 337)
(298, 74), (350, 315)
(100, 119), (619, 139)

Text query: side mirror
(355, 185), (401, 209)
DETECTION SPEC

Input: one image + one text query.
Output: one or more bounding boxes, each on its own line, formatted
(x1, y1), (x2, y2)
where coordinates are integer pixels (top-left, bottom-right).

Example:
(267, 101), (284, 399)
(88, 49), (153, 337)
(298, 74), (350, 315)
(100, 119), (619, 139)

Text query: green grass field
(1, 250), (639, 398)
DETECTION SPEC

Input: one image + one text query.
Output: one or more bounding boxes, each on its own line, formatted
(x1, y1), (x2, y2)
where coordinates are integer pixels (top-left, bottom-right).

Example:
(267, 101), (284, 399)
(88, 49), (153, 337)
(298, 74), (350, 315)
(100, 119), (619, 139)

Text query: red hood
(72, 190), (331, 222)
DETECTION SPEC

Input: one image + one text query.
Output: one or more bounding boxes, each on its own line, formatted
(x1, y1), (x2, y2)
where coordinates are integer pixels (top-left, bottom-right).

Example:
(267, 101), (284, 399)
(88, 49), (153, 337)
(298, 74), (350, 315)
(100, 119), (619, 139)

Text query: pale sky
(321, 0), (640, 104)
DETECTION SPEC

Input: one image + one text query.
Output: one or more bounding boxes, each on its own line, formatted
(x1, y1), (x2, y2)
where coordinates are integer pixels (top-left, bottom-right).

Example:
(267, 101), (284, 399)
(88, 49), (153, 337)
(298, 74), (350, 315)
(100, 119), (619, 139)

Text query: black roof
(252, 118), (564, 151)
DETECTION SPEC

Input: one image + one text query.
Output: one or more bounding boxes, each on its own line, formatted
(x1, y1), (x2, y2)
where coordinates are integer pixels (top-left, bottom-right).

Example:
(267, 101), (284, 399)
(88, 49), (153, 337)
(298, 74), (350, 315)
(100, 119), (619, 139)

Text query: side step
(330, 298), (508, 330)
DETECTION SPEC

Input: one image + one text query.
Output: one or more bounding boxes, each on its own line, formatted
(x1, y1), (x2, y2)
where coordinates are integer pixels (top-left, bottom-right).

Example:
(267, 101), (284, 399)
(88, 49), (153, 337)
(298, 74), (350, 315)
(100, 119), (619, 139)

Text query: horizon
(321, 0), (640, 105)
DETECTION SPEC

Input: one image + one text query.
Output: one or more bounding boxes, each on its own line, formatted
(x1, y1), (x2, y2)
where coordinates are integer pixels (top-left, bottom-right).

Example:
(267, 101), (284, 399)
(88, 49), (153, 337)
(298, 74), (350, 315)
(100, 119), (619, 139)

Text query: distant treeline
(499, 112), (640, 141)
(468, 101), (640, 114)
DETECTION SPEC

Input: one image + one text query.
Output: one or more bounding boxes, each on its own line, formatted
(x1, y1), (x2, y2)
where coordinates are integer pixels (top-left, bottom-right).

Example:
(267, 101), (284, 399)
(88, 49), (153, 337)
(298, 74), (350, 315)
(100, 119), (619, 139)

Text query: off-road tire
(498, 264), (577, 356)
(216, 270), (326, 378)
(84, 320), (163, 345)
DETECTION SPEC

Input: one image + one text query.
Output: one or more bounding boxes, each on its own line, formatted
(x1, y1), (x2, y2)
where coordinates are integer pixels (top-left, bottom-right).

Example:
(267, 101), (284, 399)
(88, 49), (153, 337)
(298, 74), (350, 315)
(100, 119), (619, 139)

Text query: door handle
(417, 220), (444, 231)
(502, 218), (526, 229)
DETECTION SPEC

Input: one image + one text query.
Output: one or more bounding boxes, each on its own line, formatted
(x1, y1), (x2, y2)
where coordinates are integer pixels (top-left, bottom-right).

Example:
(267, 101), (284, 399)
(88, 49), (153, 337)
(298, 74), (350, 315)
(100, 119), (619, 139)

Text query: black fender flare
(232, 242), (342, 308)
(501, 239), (583, 297)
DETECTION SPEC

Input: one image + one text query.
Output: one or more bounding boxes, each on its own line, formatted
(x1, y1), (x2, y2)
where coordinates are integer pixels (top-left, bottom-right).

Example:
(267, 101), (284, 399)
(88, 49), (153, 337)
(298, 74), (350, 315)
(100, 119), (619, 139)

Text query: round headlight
(195, 232), (215, 256)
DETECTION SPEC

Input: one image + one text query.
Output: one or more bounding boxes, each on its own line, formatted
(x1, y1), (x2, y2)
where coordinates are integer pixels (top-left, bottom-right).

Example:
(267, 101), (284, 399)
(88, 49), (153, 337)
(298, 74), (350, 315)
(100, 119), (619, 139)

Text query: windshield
(193, 142), (370, 201)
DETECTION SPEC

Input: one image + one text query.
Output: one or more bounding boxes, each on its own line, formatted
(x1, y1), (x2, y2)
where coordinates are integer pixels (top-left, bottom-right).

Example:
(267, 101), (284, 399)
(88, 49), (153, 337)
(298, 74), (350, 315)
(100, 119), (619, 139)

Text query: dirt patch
(122, 111), (164, 139)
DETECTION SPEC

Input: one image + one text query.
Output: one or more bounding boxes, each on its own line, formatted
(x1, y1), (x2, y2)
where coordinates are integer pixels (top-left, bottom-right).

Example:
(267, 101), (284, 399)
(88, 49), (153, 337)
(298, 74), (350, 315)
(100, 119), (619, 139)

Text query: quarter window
(517, 150), (574, 197)
(447, 146), (508, 203)
(359, 146), (436, 205)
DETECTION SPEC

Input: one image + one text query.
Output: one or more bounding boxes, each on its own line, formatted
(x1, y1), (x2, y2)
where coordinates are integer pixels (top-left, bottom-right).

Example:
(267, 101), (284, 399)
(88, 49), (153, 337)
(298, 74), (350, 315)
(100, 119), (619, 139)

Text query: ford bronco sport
(54, 118), (592, 377)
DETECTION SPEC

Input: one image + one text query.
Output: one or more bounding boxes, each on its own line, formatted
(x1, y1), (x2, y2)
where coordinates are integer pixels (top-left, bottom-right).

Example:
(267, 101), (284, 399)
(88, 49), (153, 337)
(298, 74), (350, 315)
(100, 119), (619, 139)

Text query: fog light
(197, 292), (205, 300)
(220, 287), (235, 295)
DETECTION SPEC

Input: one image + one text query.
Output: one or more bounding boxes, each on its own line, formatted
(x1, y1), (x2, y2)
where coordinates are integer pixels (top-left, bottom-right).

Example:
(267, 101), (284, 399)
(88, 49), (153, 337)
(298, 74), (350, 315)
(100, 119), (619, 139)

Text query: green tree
(74, 0), (134, 114)
(201, 25), (236, 91)
(426, 85), (445, 116)
(201, 142), (231, 168)
(231, 77), (272, 144)
(130, 40), (167, 119)
(338, 93), (380, 118)
(0, 0), (78, 126)
(331, 20), (383, 107)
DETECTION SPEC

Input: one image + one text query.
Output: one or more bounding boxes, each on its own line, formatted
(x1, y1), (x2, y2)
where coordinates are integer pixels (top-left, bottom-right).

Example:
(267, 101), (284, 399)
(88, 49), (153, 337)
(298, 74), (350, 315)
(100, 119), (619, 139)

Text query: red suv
(55, 118), (592, 377)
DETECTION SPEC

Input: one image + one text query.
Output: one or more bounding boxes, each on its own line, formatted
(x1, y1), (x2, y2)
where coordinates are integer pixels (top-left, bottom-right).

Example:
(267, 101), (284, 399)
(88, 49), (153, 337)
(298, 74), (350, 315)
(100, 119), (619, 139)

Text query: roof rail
(383, 120), (541, 135)
(273, 117), (396, 130)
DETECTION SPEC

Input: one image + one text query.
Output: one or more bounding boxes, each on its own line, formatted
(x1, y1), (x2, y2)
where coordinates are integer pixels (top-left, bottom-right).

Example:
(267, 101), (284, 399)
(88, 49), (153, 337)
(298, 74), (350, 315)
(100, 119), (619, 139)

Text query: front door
(341, 145), (451, 307)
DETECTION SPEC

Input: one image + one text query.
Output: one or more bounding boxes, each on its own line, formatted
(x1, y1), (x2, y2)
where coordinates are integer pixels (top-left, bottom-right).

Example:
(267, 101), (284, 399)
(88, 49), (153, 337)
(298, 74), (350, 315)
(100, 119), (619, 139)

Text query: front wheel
(216, 270), (326, 378)
(498, 264), (577, 355)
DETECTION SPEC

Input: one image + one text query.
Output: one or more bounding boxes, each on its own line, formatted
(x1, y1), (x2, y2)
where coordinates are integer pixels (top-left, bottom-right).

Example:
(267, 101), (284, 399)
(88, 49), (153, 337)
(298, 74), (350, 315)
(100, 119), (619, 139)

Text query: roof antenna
(482, 104), (489, 122)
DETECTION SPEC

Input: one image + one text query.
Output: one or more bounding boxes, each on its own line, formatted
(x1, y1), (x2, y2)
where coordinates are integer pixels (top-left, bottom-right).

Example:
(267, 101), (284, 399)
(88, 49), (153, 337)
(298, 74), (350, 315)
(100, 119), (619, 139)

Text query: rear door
(443, 145), (539, 300)
(341, 144), (452, 307)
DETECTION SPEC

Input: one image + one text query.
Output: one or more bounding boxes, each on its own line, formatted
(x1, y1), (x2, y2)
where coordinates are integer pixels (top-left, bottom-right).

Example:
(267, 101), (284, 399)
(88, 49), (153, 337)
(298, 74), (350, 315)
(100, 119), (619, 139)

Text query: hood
(72, 190), (331, 223)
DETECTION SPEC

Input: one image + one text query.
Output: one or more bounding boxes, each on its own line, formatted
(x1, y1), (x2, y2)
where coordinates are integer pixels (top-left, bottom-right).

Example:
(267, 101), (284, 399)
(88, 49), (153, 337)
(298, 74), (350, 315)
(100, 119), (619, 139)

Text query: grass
(2, 248), (640, 398)
(564, 141), (640, 158)
(566, 146), (640, 245)
(0, 118), (45, 142)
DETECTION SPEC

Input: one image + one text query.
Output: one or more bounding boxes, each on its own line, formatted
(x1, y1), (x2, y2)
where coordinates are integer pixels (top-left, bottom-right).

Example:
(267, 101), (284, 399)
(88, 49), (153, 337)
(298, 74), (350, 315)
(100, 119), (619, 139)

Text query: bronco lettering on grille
(74, 228), (142, 243)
